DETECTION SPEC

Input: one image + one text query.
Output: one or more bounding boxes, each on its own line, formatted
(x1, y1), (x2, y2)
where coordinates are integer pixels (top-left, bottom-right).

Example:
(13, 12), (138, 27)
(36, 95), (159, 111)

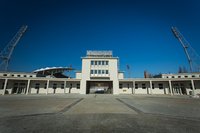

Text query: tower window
(95, 70), (97, 74)
(91, 70), (94, 74)
(106, 70), (109, 74)
(98, 70), (101, 74)
(91, 61), (94, 65)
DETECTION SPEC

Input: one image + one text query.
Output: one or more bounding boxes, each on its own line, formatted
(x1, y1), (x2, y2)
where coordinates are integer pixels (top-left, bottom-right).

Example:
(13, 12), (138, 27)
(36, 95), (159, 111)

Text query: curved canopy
(33, 67), (74, 78)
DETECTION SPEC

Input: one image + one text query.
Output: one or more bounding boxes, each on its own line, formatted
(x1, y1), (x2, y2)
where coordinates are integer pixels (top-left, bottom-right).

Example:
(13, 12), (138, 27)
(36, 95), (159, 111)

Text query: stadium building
(0, 51), (200, 96)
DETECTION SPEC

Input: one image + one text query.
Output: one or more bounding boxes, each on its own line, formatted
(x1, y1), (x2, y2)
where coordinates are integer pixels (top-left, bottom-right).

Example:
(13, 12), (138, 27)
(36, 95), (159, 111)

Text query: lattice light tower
(0, 25), (28, 71)
(171, 27), (200, 72)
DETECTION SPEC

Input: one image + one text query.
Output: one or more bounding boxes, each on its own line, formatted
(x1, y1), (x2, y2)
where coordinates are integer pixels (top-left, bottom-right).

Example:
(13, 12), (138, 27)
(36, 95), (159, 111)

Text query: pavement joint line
(1, 112), (56, 119)
(58, 98), (84, 113)
(116, 98), (200, 122)
(145, 112), (200, 122)
(116, 98), (143, 114)
(0, 98), (84, 119)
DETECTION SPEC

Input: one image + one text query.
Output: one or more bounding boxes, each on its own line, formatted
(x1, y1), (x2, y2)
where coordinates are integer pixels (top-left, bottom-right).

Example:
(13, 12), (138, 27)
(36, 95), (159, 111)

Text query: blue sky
(0, 0), (200, 78)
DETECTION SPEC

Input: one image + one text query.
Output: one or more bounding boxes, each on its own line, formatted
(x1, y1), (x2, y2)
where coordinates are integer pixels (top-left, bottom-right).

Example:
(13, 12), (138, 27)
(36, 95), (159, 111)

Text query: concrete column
(26, 80), (30, 95)
(149, 80), (153, 95)
(132, 80), (135, 94)
(64, 81), (66, 94)
(191, 80), (195, 96)
(3, 78), (8, 95)
(169, 80), (173, 95)
(46, 80), (50, 95)
(69, 83), (72, 94)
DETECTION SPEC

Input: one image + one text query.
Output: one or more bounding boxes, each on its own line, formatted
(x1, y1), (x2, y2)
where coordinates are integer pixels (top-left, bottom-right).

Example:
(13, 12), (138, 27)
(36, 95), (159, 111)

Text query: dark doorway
(86, 81), (113, 94)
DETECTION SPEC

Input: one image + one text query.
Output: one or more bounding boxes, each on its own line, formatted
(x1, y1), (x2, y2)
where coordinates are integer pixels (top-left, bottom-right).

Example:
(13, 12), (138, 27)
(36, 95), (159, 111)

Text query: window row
(90, 70), (109, 74)
(91, 61), (109, 66)
(135, 84), (163, 89)
(2, 74), (33, 77)
(166, 75), (200, 78)
(119, 83), (164, 89)
(34, 83), (80, 89)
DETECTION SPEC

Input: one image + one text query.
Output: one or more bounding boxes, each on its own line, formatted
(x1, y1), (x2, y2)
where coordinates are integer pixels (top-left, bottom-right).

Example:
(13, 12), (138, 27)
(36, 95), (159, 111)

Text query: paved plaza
(0, 94), (200, 133)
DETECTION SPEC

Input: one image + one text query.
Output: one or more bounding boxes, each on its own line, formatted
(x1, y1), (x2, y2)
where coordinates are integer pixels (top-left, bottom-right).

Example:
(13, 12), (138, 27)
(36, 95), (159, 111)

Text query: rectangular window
(98, 61), (101, 65)
(3, 74), (7, 76)
(142, 84), (146, 89)
(105, 61), (109, 65)
(77, 84), (80, 89)
(91, 70), (94, 74)
(61, 84), (64, 89)
(127, 84), (129, 89)
(184, 76), (188, 78)
(95, 70), (97, 74)
(35, 83), (40, 89)
(98, 70), (101, 74)
(189, 83), (192, 90)
(95, 61), (97, 65)
(152, 83), (154, 89)
(17, 75), (20, 77)
(1, 83), (4, 89)
(91, 61), (94, 65)
(106, 70), (109, 74)
(135, 84), (138, 89)
(102, 61), (105, 65)
(44, 83), (47, 89)
(192, 75), (195, 78)
(20, 83), (25, 85)
(119, 84), (122, 89)
(53, 83), (57, 89)
(102, 70), (105, 74)
(24, 75), (27, 77)
(158, 84), (163, 89)
(70, 83), (73, 88)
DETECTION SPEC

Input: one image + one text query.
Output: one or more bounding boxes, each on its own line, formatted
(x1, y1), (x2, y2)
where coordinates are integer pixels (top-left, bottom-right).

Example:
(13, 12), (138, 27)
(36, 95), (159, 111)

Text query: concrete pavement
(0, 94), (200, 133)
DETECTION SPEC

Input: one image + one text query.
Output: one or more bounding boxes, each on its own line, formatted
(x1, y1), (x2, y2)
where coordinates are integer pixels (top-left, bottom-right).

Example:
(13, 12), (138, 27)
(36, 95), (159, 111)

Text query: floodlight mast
(171, 27), (193, 72)
(0, 25), (28, 71)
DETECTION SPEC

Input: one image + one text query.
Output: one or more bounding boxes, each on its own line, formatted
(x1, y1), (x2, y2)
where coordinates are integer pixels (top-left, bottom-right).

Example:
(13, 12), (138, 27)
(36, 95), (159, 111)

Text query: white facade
(0, 51), (200, 96)
(80, 58), (119, 94)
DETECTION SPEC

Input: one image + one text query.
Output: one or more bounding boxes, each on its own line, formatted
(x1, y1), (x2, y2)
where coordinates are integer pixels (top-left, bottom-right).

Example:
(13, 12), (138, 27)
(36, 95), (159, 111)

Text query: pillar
(26, 79), (30, 95)
(64, 81), (66, 94)
(3, 79), (8, 95)
(169, 80), (173, 95)
(149, 80), (153, 95)
(191, 80), (195, 96)
(132, 80), (135, 94)
(46, 80), (50, 95)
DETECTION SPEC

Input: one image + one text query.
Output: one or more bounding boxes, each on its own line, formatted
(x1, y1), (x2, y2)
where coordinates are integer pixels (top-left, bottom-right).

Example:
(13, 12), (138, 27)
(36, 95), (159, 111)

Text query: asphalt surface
(0, 94), (200, 133)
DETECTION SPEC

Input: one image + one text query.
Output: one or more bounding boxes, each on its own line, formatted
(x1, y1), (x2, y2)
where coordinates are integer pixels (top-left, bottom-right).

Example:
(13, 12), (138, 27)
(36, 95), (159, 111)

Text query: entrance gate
(86, 81), (113, 94)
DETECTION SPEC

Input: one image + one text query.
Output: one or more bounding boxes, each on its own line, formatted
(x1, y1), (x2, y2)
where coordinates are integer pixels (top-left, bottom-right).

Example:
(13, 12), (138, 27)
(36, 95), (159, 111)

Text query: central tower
(80, 51), (119, 94)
